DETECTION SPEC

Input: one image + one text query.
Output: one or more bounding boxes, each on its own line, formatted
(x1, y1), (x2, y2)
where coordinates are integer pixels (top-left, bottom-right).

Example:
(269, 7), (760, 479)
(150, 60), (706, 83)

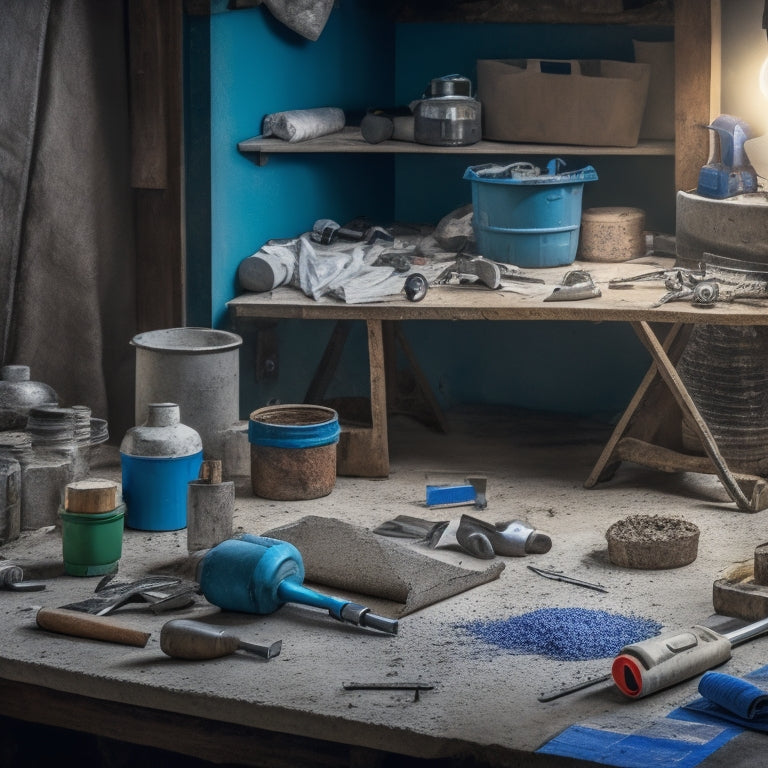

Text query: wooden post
(675, 0), (720, 193)
(755, 543), (768, 585)
(128, 0), (184, 331)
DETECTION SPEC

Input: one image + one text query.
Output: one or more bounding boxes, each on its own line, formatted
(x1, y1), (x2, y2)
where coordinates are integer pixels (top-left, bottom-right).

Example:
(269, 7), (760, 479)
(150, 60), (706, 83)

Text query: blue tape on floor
(535, 666), (768, 766)
(536, 718), (741, 768)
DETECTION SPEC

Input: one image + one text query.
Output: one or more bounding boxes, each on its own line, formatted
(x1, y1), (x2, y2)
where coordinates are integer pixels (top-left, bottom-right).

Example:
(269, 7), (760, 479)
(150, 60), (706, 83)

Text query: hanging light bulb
(760, 56), (768, 99)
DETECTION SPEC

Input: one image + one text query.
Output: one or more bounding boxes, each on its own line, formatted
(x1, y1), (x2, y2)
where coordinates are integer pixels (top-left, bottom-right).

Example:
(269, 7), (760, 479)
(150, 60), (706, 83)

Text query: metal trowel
(544, 270), (601, 302)
(60, 575), (198, 616)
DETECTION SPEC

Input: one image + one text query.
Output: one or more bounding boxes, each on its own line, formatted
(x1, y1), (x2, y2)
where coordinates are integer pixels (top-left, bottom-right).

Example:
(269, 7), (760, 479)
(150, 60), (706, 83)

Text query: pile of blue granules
(456, 607), (663, 661)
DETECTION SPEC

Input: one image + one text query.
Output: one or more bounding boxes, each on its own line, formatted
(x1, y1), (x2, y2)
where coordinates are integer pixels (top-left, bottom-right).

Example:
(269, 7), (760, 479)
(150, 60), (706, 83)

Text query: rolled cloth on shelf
(262, 107), (344, 142)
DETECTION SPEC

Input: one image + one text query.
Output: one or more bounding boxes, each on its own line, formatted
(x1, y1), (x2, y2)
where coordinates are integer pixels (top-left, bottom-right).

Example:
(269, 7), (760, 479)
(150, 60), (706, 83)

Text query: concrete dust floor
(2, 405), (768, 766)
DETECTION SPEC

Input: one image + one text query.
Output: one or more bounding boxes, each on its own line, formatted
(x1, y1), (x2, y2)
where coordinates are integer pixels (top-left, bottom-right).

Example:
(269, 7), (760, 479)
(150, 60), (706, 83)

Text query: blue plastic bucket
(248, 404), (339, 500)
(121, 451), (203, 531)
(464, 160), (598, 267)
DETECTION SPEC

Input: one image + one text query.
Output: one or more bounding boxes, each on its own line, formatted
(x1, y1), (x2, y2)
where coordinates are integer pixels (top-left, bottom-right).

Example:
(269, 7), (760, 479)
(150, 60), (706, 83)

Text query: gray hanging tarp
(1, 0), (137, 440)
(0, 0), (51, 361)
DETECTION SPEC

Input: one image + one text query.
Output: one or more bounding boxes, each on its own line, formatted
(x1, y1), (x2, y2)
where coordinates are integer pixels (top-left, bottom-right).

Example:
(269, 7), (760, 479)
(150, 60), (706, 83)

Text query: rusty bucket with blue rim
(248, 404), (340, 500)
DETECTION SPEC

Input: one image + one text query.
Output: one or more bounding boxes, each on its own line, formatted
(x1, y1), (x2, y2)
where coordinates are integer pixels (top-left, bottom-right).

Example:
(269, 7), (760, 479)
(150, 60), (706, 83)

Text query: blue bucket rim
(479, 223), (580, 235)
(249, 404), (340, 449)
(464, 162), (598, 186)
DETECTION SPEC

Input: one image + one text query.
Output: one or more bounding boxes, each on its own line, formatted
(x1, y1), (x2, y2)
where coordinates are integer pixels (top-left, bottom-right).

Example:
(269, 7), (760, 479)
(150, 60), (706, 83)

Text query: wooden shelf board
(238, 127), (674, 163)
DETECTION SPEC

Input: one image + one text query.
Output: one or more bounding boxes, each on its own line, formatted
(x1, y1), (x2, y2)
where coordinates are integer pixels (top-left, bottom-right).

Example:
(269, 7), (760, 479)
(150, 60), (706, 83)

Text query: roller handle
(36, 607), (150, 647)
(277, 580), (398, 635)
(160, 619), (281, 660)
(611, 626), (732, 699)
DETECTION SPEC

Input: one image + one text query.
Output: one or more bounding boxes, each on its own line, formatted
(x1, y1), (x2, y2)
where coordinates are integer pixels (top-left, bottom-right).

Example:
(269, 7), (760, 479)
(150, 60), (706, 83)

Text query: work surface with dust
(1, 406), (767, 768)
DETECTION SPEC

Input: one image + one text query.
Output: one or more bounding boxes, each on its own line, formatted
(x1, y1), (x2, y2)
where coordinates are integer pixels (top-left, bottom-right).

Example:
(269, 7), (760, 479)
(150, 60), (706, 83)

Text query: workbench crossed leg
(585, 321), (768, 512)
(585, 322), (689, 489)
(306, 319), (446, 479)
(382, 321), (448, 433)
(333, 319), (390, 478)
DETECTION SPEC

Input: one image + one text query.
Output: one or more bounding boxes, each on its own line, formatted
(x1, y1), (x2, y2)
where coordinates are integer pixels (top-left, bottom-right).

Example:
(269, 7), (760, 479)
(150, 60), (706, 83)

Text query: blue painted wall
(186, 6), (675, 421)
(187, 4), (396, 330)
(388, 21), (673, 420)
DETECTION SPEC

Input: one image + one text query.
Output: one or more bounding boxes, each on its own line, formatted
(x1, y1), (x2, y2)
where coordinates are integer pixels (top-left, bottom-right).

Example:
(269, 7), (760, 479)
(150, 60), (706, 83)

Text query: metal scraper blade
(60, 576), (187, 616)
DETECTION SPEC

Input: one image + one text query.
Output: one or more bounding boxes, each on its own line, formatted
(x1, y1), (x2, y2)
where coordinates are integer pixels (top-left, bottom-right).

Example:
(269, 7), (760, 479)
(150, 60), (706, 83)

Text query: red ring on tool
(612, 654), (644, 698)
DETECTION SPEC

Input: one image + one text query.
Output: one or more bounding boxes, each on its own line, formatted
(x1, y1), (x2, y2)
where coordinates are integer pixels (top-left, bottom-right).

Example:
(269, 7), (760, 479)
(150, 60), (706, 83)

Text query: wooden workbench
(5, 428), (768, 768)
(228, 259), (768, 513)
(6, 253), (768, 766)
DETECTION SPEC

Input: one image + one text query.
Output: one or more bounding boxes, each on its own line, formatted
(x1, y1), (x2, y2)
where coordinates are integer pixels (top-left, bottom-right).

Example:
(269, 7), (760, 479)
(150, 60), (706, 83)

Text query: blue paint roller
(197, 535), (398, 635)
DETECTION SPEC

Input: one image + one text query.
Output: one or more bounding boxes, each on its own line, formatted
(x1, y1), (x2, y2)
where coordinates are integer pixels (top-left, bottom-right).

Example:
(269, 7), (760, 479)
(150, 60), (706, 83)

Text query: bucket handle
(525, 59), (582, 76)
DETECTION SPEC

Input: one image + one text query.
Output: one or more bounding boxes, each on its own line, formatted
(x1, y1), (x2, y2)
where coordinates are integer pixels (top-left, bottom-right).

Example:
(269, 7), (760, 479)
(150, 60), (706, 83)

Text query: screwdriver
(160, 619), (282, 661)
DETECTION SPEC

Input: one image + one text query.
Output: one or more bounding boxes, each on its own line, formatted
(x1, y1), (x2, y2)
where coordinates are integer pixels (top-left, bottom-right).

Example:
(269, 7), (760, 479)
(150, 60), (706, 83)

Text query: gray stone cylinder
(676, 191), (768, 268)
(186, 480), (234, 552)
(0, 457), (21, 544)
(131, 328), (243, 461)
(0, 430), (72, 531)
(21, 458), (73, 530)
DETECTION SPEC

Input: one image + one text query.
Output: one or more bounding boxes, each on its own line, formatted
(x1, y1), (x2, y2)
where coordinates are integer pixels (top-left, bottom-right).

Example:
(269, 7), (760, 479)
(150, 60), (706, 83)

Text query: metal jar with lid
(413, 74), (481, 147)
(120, 403), (203, 531)
(413, 96), (481, 146)
(0, 365), (57, 430)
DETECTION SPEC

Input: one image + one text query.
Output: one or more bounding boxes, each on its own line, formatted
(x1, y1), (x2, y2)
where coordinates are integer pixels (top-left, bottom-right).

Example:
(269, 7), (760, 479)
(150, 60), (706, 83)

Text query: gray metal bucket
(131, 328), (243, 461)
